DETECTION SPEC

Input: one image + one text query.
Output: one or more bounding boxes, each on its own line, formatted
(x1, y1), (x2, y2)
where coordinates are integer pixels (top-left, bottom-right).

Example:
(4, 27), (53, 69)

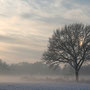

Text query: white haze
(0, 75), (90, 84)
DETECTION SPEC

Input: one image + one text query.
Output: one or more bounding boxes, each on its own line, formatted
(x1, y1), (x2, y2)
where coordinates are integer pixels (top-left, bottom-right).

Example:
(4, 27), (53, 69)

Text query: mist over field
(0, 60), (90, 83)
(0, 61), (89, 89)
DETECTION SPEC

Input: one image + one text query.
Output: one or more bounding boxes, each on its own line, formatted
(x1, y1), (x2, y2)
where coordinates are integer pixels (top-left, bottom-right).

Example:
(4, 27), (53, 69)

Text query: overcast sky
(0, 0), (90, 64)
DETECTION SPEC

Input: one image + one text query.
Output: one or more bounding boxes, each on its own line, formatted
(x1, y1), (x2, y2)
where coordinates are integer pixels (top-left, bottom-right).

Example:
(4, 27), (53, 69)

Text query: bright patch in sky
(0, 0), (90, 63)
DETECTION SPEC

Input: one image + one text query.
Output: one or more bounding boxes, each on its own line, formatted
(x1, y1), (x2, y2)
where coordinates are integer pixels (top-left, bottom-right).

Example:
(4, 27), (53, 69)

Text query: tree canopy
(42, 23), (90, 81)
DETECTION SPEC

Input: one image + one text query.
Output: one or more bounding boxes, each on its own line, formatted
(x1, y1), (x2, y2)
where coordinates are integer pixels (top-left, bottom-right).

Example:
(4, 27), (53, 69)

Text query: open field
(0, 82), (90, 90)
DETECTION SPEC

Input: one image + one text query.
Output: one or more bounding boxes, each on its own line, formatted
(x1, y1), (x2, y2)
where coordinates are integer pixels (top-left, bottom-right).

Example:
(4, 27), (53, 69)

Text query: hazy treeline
(0, 60), (90, 76)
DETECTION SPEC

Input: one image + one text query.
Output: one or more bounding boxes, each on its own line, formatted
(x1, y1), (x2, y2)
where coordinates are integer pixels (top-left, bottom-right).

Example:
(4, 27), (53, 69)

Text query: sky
(0, 0), (90, 64)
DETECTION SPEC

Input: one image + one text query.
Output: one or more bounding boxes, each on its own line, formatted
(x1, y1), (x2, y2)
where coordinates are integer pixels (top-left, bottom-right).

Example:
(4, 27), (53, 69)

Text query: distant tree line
(0, 59), (90, 76)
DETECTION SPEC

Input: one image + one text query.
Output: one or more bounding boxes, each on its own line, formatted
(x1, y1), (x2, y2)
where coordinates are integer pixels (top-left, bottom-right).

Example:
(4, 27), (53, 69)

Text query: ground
(0, 82), (90, 90)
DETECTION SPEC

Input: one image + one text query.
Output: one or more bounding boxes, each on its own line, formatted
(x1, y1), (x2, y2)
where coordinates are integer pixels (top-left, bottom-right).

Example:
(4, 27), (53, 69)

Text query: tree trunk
(75, 70), (79, 82)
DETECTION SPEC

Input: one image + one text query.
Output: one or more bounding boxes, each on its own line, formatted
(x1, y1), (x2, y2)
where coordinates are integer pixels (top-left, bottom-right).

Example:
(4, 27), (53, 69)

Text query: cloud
(0, 0), (90, 63)
(63, 9), (89, 22)
(0, 42), (42, 64)
(70, 0), (90, 5)
(0, 16), (51, 63)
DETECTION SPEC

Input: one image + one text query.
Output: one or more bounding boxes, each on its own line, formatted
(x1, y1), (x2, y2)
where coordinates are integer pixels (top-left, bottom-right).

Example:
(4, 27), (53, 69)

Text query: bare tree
(42, 23), (90, 82)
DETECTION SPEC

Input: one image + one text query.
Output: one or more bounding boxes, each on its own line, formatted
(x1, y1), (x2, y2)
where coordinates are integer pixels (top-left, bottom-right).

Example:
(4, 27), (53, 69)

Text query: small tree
(42, 23), (90, 82)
